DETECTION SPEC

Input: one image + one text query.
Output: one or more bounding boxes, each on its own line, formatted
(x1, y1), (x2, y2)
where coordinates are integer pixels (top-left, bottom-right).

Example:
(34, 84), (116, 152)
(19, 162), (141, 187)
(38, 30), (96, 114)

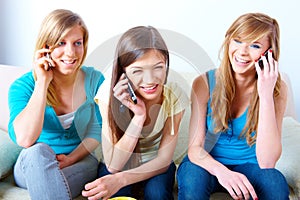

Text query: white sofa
(0, 64), (299, 199)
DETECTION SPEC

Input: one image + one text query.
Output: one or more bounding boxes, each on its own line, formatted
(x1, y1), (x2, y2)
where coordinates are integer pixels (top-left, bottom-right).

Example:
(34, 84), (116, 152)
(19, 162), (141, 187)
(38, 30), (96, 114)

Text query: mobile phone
(125, 74), (137, 104)
(258, 48), (271, 69)
(44, 45), (53, 71)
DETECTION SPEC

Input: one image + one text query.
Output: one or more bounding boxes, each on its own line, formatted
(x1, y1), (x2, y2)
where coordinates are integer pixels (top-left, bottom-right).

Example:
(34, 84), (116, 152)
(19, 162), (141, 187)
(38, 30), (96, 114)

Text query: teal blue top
(204, 69), (257, 165)
(8, 66), (104, 154)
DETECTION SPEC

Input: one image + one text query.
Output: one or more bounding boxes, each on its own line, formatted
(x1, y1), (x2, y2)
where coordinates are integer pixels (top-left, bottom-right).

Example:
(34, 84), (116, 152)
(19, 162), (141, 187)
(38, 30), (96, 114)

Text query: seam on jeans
(58, 167), (72, 199)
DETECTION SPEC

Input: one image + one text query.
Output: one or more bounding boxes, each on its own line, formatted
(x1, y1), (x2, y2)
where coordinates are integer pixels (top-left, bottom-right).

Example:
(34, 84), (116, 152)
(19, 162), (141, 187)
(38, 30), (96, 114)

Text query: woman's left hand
(255, 49), (278, 98)
(82, 174), (123, 200)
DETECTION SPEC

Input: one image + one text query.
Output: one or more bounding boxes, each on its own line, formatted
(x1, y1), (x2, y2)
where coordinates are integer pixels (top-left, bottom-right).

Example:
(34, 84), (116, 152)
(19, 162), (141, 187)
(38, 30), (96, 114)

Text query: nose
(239, 44), (249, 55)
(143, 70), (154, 84)
(65, 43), (75, 56)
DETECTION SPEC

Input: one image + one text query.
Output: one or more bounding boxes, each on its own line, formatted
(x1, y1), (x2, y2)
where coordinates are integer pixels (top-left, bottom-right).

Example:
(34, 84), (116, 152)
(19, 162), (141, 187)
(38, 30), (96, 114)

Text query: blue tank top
(204, 69), (257, 165)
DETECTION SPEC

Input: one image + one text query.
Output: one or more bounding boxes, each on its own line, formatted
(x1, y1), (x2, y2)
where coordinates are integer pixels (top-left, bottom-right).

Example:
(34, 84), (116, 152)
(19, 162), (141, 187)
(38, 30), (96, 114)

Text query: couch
(0, 64), (299, 199)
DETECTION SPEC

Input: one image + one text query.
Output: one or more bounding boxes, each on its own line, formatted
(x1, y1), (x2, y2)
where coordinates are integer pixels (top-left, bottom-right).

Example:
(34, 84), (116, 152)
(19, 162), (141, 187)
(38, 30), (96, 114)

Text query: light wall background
(0, 0), (299, 120)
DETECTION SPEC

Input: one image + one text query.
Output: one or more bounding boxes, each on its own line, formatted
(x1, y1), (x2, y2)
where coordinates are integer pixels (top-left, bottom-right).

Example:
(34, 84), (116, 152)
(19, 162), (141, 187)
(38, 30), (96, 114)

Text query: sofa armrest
(0, 129), (22, 180)
(276, 117), (300, 198)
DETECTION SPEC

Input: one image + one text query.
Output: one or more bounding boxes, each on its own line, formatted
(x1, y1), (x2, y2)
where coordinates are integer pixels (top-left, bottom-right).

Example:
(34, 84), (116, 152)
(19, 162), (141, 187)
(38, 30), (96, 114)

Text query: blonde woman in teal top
(8, 9), (104, 200)
(177, 13), (289, 200)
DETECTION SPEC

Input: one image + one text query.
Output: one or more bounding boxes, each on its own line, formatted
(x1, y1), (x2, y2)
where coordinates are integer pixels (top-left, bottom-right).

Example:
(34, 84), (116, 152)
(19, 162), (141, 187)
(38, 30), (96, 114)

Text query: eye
(58, 41), (66, 46)
(75, 41), (83, 46)
(132, 70), (142, 74)
(233, 39), (242, 44)
(250, 44), (261, 49)
(154, 65), (164, 70)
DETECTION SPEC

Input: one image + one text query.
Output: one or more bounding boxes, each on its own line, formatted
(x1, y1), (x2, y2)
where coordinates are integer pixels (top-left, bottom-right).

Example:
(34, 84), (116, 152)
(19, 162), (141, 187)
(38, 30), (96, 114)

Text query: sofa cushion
(0, 129), (22, 180)
(276, 117), (300, 198)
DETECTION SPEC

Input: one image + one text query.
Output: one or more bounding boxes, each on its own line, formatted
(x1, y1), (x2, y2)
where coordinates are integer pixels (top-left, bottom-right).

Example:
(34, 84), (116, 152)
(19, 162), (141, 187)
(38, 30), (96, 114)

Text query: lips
(61, 59), (76, 65)
(141, 84), (158, 94)
(235, 56), (250, 64)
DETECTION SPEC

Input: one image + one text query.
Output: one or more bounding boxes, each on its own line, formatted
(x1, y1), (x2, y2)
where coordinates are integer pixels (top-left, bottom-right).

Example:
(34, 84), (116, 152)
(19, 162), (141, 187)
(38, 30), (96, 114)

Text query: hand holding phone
(258, 48), (272, 69)
(44, 45), (53, 71)
(125, 74), (137, 104)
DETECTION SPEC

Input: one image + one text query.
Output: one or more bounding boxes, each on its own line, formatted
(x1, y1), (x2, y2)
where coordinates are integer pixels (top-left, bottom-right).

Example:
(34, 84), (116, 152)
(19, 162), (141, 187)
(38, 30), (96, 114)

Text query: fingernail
(255, 59), (259, 62)
(255, 198), (259, 200)
(269, 49), (272, 53)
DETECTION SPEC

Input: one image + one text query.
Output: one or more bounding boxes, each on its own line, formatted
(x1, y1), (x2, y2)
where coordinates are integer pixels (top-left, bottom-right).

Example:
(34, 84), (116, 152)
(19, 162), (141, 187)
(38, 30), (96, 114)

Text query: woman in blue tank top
(177, 13), (289, 200)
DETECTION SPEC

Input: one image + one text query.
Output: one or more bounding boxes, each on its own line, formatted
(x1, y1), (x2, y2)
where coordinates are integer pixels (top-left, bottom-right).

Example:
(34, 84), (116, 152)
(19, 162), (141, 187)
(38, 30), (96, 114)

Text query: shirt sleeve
(164, 82), (191, 117)
(77, 67), (105, 142)
(8, 72), (35, 143)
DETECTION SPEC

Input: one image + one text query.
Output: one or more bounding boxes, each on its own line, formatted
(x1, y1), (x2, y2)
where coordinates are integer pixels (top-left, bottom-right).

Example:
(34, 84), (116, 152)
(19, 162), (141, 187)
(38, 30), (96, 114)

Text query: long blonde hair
(211, 13), (281, 145)
(33, 9), (89, 106)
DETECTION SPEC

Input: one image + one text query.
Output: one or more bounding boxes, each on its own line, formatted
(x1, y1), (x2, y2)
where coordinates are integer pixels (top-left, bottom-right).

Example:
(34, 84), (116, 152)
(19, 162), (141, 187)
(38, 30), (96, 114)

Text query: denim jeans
(98, 161), (176, 200)
(177, 156), (289, 200)
(14, 143), (98, 200)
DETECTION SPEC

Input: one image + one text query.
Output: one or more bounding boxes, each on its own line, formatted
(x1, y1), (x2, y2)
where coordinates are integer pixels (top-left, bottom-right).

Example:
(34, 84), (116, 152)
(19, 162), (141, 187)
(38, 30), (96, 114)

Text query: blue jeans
(177, 156), (289, 200)
(98, 161), (176, 200)
(14, 143), (98, 200)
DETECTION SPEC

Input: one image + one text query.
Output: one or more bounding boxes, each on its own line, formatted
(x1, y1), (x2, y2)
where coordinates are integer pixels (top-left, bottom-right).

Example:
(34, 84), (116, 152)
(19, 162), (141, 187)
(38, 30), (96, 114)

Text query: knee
(20, 143), (55, 162)
(177, 159), (206, 186)
(144, 185), (173, 200)
(177, 160), (211, 200)
(258, 168), (289, 197)
(261, 168), (288, 186)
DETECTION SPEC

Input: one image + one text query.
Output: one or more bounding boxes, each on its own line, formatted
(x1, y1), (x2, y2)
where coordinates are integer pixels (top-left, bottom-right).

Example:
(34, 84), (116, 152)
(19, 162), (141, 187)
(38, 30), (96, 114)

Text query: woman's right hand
(216, 169), (257, 200)
(113, 73), (146, 117)
(33, 46), (55, 85)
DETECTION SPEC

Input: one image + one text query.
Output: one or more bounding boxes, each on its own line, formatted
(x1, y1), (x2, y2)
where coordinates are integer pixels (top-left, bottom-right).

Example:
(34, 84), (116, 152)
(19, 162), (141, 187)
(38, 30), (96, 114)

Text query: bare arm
(103, 114), (145, 173)
(57, 138), (99, 169)
(255, 58), (288, 168)
(188, 74), (257, 200)
(83, 111), (183, 200)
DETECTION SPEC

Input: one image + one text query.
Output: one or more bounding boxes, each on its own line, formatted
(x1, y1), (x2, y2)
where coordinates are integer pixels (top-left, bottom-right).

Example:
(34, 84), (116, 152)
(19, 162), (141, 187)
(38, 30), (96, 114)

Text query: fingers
(113, 73), (131, 104)
(223, 174), (257, 200)
(34, 47), (55, 71)
(82, 179), (109, 200)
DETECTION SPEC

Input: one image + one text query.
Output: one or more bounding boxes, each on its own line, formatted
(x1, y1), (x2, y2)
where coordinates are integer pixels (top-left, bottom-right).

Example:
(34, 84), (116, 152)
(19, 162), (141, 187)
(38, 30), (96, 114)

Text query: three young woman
(9, 9), (289, 200)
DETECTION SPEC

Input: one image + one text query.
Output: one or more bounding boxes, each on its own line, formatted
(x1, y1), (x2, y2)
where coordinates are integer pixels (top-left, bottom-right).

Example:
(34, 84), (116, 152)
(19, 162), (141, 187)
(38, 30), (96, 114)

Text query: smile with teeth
(235, 56), (250, 64)
(141, 84), (158, 93)
(142, 85), (157, 90)
(62, 60), (76, 64)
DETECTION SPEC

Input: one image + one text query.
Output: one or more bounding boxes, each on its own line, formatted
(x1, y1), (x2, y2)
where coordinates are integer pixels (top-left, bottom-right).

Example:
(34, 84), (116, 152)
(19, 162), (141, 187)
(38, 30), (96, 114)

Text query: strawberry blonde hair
(211, 13), (281, 145)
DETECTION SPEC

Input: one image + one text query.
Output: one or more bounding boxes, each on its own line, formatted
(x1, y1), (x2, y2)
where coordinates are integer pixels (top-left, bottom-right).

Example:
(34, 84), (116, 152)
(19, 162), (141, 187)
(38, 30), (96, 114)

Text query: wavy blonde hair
(211, 13), (281, 145)
(33, 9), (89, 106)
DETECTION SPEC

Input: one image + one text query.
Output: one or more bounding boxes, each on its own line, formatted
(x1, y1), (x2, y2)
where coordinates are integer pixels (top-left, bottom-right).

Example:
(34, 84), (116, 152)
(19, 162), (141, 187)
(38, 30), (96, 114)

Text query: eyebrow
(130, 61), (165, 69)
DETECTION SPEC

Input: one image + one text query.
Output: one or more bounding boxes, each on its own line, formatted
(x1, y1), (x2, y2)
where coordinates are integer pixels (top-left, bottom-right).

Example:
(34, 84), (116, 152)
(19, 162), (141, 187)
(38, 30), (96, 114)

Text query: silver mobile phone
(125, 74), (137, 104)
(45, 45), (53, 71)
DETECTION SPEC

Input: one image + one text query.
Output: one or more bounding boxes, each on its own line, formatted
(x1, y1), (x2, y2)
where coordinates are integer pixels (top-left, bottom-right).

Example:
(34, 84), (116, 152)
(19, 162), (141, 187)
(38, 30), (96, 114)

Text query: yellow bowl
(109, 197), (136, 200)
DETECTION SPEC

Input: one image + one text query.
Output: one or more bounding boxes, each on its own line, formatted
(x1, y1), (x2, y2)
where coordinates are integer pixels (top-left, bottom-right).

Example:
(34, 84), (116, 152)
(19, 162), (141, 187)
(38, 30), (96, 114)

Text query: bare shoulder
(191, 73), (210, 103)
(192, 73), (209, 93)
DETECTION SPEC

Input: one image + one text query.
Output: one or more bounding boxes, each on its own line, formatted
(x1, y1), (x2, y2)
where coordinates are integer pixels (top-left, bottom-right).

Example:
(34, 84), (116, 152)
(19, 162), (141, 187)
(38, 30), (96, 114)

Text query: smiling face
(228, 36), (270, 74)
(50, 25), (84, 75)
(125, 49), (167, 103)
